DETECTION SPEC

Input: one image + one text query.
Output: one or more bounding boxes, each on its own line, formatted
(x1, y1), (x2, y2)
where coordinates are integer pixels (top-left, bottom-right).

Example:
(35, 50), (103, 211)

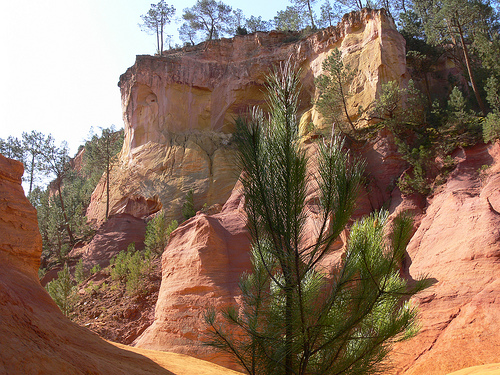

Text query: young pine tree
(205, 60), (429, 375)
(315, 48), (357, 134)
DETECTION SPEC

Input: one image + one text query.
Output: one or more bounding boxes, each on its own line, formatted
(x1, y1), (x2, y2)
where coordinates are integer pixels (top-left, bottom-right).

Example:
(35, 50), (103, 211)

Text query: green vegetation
(45, 264), (78, 317)
(144, 211), (178, 254)
(109, 244), (155, 296)
(205, 61), (429, 375)
(182, 189), (196, 220)
(315, 48), (357, 134)
(182, 0), (234, 41)
(139, 1), (176, 55)
(84, 126), (124, 220)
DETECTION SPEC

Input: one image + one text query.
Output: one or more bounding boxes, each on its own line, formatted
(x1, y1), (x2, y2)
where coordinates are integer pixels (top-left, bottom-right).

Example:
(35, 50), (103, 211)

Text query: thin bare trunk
(57, 181), (74, 244)
(456, 20), (487, 115)
(307, 0), (315, 29)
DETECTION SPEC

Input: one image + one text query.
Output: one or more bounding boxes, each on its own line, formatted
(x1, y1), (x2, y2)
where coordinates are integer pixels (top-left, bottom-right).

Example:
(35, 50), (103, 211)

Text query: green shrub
(144, 212), (177, 254)
(165, 219), (178, 239)
(483, 112), (500, 142)
(74, 259), (86, 284)
(182, 189), (196, 220)
(45, 263), (77, 316)
(109, 243), (154, 296)
(90, 263), (101, 275)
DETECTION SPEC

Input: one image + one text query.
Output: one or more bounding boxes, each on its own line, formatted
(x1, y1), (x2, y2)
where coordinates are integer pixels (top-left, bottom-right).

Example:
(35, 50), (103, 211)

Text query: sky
(0, 0), (295, 156)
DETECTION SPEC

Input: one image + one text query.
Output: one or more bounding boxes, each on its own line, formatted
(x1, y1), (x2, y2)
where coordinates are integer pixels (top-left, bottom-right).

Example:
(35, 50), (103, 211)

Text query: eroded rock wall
(87, 8), (407, 226)
(389, 143), (500, 374)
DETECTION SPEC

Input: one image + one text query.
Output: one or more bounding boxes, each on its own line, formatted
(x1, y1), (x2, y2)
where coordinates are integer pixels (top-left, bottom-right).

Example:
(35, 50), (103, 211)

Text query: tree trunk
(57, 181), (74, 244)
(105, 143), (110, 220)
(29, 153), (35, 195)
(307, 0), (315, 29)
(156, 24), (160, 54)
(160, 21), (164, 54)
(338, 74), (356, 133)
(456, 20), (487, 115)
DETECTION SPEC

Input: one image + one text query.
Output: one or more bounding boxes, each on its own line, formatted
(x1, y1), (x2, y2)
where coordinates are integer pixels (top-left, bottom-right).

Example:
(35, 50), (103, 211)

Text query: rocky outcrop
(136, 140), (500, 374)
(135, 182), (250, 368)
(389, 143), (500, 374)
(0, 154), (42, 277)
(0, 152), (241, 375)
(69, 213), (147, 268)
(87, 8), (407, 226)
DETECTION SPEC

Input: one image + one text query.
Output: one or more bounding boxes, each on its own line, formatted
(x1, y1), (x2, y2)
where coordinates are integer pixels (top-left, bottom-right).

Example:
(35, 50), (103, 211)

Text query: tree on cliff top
(83, 126), (124, 220)
(290, 0), (318, 29)
(205, 60), (430, 375)
(182, 0), (233, 41)
(139, 1), (176, 55)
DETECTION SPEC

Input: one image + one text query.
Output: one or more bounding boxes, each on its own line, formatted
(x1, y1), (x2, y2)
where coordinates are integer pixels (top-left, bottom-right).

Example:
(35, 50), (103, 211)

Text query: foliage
(109, 244), (154, 296)
(83, 126), (124, 220)
(179, 22), (198, 46)
(45, 263), (78, 317)
(290, 0), (318, 29)
(315, 48), (357, 134)
(91, 264), (101, 275)
(245, 16), (271, 33)
(0, 136), (23, 160)
(412, 0), (498, 115)
(231, 8), (246, 35)
(21, 131), (53, 195)
(139, 1), (176, 55)
(75, 259), (86, 284)
(317, 0), (342, 27)
(144, 211), (178, 254)
(483, 76), (500, 142)
(182, 189), (196, 220)
(273, 6), (306, 31)
(182, 0), (233, 41)
(372, 80), (482, 194)
(28, 127), (120, 268)
(205, 60), (429, 375)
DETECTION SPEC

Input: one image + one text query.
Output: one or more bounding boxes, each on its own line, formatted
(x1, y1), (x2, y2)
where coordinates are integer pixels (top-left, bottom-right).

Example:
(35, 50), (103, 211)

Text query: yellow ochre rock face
(87, 9), (407, 225)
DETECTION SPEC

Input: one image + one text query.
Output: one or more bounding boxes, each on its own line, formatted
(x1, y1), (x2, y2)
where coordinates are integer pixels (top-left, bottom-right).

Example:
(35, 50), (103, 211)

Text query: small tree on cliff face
(205, 60), (429, 375)
(84, 126), (124, 220)
(139, 1), (176, 55)
(315, 48), (357, 134)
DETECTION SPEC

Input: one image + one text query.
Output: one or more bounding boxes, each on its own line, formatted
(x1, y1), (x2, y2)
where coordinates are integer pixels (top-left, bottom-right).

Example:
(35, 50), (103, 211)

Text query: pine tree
(84, 126), (124, 220)
(205, 60), (429, 375)
(139, 1), (176, 55)
(315, 48), (357, 134)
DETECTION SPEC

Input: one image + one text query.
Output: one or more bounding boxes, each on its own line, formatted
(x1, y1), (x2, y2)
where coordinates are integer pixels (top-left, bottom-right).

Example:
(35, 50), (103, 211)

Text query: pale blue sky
(0, 0), (322, 155)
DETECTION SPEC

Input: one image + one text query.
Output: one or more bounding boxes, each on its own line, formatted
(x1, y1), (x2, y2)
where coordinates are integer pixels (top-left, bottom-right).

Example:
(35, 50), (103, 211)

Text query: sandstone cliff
(0, 152), (240, 375)
(80, 7), (500, 374)
(87, 8), (406, 226)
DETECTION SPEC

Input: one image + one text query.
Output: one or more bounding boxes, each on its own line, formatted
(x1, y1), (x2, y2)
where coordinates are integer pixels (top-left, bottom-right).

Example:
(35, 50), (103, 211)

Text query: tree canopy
(182, 0), (233, 41)
(139, 1), (176, 54)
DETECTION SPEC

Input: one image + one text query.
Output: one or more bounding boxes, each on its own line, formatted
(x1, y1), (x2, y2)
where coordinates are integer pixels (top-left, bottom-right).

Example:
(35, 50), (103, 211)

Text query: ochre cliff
(83, 7), (498, 374)
(87, 8), (406, 226)
(0, 152), (241, 375)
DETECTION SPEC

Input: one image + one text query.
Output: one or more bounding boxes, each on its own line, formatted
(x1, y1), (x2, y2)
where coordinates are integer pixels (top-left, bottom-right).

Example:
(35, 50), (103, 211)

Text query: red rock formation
(135, 183), (251, 368)
(389, 143), (500, 374)
(87, 8), (407, 226)
(0, 152), (239, 375)
(69, 213), (147, 268)
(134, 142), (500, 374)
